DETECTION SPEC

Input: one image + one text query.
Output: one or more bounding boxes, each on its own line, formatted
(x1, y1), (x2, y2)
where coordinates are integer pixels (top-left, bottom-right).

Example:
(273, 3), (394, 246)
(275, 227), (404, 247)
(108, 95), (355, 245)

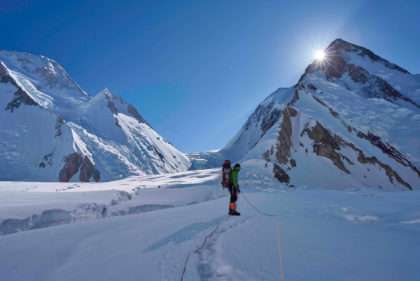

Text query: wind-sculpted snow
(0, 169), (221, 235)
(0, 51), (190, 181)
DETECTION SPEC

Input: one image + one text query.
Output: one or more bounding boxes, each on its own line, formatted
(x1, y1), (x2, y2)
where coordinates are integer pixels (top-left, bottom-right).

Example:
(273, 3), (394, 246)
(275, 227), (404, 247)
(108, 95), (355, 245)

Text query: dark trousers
(229, 186), (238, 204)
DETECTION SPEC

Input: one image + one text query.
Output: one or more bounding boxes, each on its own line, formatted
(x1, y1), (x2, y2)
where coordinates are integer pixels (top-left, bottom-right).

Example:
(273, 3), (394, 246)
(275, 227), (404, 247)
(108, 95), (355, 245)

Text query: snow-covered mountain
(0, 51), (190, 181)
(192, 39), (420, 190)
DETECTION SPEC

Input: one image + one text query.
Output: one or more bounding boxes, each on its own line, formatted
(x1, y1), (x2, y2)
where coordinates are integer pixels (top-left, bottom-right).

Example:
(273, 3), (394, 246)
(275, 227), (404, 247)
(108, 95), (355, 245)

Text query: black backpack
(221, 160), (231, 188)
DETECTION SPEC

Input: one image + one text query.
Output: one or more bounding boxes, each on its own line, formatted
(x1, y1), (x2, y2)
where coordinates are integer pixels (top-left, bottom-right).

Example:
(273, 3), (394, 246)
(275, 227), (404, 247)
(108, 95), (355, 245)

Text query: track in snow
(180, 216), (251, 281)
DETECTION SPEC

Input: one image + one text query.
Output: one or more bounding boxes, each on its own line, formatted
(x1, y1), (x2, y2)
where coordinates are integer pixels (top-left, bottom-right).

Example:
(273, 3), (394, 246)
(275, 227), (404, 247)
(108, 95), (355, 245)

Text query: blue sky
(1, 0), (419, 152)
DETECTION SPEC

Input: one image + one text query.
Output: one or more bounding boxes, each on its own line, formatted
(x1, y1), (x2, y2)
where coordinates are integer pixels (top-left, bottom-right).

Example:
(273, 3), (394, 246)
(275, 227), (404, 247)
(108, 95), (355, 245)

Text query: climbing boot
(229, 209), (240, 216)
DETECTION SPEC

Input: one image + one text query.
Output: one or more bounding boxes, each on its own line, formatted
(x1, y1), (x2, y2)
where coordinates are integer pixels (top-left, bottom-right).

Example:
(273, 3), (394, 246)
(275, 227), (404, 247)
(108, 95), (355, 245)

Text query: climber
(229, 163), (241, 216)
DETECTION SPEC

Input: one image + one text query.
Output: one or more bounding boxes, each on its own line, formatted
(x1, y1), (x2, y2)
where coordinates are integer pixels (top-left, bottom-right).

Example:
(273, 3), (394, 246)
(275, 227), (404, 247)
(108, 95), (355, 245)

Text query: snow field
(1, 168), (420, 281)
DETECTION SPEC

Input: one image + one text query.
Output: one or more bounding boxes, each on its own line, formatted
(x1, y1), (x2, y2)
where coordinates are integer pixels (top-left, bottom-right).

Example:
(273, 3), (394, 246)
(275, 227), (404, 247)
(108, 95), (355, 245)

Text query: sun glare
(314, 49), (326, 61)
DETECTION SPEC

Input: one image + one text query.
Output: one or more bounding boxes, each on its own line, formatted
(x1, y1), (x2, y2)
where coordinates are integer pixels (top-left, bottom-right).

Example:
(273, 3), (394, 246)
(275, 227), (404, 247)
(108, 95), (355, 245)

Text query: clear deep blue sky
(1, 0), (419, 152)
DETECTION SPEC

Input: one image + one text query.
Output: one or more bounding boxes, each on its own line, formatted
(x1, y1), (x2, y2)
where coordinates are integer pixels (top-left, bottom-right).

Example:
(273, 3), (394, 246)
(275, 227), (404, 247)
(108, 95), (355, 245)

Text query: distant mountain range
(190, 39), (420, 190)
(0, 51), (190, 181)
(1, 39), (419, 188)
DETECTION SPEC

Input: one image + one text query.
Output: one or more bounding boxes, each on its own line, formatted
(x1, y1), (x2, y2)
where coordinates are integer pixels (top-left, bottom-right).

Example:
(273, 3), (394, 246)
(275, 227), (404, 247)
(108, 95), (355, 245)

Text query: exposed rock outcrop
(79, 156), (100, 182)
(55, 117), (64, 137)
(356, 131), (420, 177)
(276, 107), (297, 164)
(1, 62), (37, 111)
(327, 39), (410, 74)
(345, 142), (413, 190)
(39, 152), (54, 168)
(261, 107), (281, 135)
(302, 122), (350, 174)
(127, 104), (146, 124)
(59, 153), (83, 182)
(273, 163), (290, 184)
(59, 153), (100, 182)
(300, 39), (419, 109)
(208, 38), (419, 190)
(323, 56), (348, 79)
(0, 51), (191, 182)
(301, 122), (413, 190)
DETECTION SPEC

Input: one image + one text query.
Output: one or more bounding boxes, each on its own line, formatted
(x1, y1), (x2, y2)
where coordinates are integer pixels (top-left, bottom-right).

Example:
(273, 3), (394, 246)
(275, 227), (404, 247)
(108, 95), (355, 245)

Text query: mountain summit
(0, 51), (190, 181)
(191, 39), (420, 190)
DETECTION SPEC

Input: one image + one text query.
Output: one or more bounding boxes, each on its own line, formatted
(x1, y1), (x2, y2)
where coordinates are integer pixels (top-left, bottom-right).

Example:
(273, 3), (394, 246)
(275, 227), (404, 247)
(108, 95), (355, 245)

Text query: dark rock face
(4, 88), (37, 112)
(270, 106), (299, 184)
(262, 148), (272, 162)
(312, 96), (339, 118)
(152, 146), (165, 162)
(79, 156), (100, 182)
(0, 62), (9, 77)
(55, 117), (64, 137)
(326, 39), (354, 53)
(303, 122), (349, 174)
(127, 104), (146, 124)
(300, 39), (419, 108)
(302, 121), (412, 189)
(243, 101), (278, 135)
(59, 153), (100, 182)
(39, 153), (54, 168)
(289, 90), (300, 105)
(348, 64), (369, 83)
(351, 143), (412, 190)
(309, 87), (418, 181)
(261, 108), (281, 135)
(59, 153), (83, 182)
(276, 107), (297, 164)
(104, 92), (147, 127)
(372, 77), (419, 108)
(106, 99), (118, 115)
(93, 170), (100, 182)
(357, 131), (420, 177)
(323, 56), (347, 79)
(273, 163), (290, 183)
(1, 62), (37, 111)
(104, 90), (146, 124)
(346, 68), (419, 107)
(308, 52), (419, 108)
(327, 39), (409, 74)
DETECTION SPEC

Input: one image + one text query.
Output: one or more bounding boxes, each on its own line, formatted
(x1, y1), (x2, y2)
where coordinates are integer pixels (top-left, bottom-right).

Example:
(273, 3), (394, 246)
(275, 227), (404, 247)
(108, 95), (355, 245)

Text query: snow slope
(0, 169), (420, 281)
(0, 51), (190, 181)
(192, 39), (420, 190)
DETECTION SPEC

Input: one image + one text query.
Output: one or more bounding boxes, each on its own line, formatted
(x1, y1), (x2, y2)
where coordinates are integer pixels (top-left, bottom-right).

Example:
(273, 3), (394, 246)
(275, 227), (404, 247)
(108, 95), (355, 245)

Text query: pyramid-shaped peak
(98, 88), (113, 97)
(325, 38), (373, 55)
(327, 38), (353, 49)
(323, 38), (410, 74)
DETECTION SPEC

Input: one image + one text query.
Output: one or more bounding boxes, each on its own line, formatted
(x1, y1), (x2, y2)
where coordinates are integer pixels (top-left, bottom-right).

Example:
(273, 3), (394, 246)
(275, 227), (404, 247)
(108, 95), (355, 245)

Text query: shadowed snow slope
(0, 51), (190, 181)
(191, 39), (420, 190)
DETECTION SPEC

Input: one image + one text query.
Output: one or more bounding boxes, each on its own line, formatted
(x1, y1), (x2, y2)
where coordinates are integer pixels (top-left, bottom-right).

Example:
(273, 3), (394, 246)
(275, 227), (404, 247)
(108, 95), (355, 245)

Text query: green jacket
(230, 167), (240, 189)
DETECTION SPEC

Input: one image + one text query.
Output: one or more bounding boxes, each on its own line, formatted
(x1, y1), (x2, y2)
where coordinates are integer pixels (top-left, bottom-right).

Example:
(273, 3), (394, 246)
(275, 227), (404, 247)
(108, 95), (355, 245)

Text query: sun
(314, 49), (326, 61)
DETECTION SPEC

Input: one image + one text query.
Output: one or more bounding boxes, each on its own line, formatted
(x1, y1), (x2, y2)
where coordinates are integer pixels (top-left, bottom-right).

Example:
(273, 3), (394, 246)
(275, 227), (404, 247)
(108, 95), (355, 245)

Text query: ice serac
(196, 39), (419, 190)
(0, 51), (190, 182)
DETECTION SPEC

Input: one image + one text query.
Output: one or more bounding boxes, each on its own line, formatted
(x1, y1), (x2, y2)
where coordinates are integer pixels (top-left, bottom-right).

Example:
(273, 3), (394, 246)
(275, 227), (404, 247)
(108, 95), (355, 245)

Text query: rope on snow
(241, 192), (286, 281)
